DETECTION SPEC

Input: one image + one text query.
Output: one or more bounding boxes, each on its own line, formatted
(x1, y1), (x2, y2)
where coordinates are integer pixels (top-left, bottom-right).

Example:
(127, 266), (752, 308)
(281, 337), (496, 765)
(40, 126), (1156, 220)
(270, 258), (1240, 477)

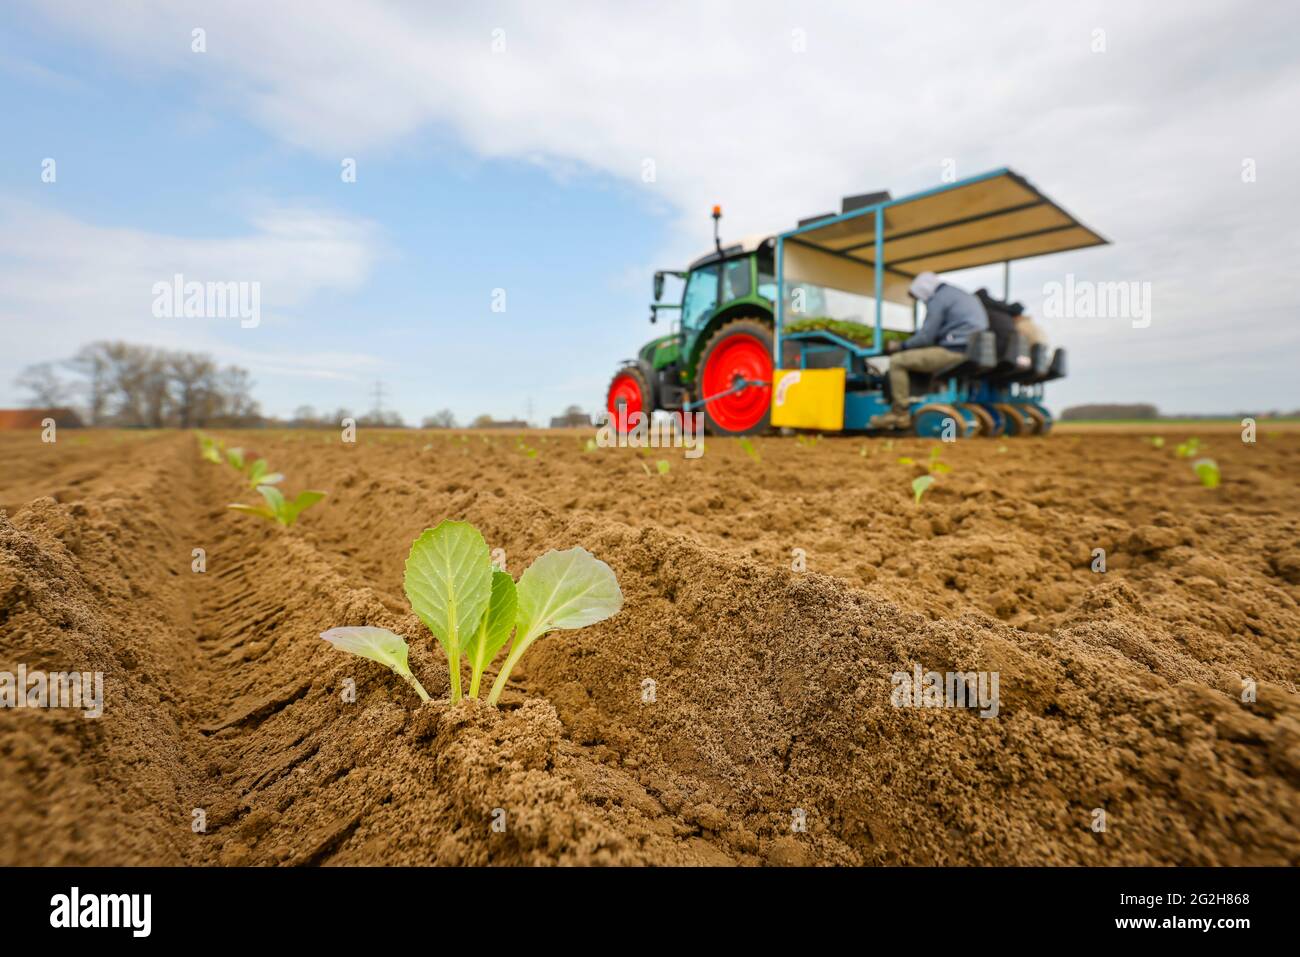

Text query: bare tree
(66, 343), (115, 426)
(422, 409), (458, 429)
(15, 362), (70, 407)
(169, 352), (218, 428)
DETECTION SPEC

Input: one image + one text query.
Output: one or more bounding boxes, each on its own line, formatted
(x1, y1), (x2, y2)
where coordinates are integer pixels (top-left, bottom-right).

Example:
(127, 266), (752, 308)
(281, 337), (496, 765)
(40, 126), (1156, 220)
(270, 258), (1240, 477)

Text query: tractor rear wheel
(605, 365), (652, 433)
(695, 318), (773, 436)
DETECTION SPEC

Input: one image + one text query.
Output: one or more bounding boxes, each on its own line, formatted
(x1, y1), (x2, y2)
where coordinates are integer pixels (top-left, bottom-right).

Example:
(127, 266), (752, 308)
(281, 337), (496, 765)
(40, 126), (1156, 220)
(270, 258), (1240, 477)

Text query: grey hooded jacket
(902, 284), (989, 352)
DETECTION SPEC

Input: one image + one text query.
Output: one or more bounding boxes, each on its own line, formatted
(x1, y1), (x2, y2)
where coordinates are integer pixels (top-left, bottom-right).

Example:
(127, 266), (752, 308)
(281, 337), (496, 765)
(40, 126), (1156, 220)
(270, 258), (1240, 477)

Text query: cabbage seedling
(739, 437), (760, 463)
(1192, 457), (1221, 488)
(656, 459), (671, 476)
(228, 485), (326, 526)
(911, 474), (935, 504)
(226, 447), (246, 470)
(245, 458), (283, 488)
(897, 456), (915, 465)
(198, 433), (223, 463)
(320, 626), (430, 702)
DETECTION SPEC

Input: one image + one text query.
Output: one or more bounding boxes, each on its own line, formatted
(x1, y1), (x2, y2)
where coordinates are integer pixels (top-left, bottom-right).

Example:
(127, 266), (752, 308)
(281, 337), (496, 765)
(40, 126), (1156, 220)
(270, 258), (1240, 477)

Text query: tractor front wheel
(695, 318), (773, 436)
(605, 365), (651, 433)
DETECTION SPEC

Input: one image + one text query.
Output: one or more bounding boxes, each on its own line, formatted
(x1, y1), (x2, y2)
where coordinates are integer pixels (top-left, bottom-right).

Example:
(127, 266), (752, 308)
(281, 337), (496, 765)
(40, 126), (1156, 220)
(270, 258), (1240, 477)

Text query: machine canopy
(779, 168), (1107, 306)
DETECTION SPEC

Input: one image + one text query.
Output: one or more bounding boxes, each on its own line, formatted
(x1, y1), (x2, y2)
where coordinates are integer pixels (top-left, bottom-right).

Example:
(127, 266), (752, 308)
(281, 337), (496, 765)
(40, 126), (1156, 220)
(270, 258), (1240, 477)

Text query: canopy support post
(874, 208), (884, 350)
(775, 237), (784, 365)
(1003, 260), (1010, 300)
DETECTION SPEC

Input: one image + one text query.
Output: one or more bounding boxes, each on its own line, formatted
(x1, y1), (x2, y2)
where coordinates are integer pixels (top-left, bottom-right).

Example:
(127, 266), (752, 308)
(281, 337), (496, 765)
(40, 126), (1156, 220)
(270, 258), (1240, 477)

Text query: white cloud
(19, 0), (1300, 412)
(0, 201), (383, 400)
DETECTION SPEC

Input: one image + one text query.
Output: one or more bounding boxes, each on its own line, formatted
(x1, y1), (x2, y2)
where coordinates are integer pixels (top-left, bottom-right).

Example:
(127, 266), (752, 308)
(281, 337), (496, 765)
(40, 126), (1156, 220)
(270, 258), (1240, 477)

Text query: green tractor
(605, 207), (797, 436)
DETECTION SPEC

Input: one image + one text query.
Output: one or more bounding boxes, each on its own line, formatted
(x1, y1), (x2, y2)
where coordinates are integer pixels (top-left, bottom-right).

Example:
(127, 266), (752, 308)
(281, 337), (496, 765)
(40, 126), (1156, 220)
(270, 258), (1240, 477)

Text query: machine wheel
(913, 403), (972, 439)
(605, 364), (652, 433)
(992, 402), (1030, 437)
(955, 402), (996, 437)
(977, 404), (1006, 437)
(1020, 404), (1049, 435)
(695, 318), (773, 436)
(1028, 403), (1054, 434)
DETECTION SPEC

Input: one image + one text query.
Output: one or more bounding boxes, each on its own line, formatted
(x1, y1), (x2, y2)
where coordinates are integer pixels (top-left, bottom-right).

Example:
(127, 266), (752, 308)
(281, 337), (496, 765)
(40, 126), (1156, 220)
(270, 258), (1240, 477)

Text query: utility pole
(370, 380), (387, 419)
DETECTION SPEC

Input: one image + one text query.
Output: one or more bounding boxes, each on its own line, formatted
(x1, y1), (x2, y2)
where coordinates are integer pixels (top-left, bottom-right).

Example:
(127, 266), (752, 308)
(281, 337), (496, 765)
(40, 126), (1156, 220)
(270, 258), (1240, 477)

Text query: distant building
(0, 408), (84, 429)
(480, 419), (530, 429)
(549, 412), (592, 428)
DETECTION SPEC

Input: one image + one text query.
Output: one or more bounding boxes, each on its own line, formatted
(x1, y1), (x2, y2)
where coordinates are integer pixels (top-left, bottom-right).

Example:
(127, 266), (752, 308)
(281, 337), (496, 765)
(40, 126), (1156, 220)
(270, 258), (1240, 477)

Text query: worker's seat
(1040, 347), (1067, 382)
(990, 331), (1029, 378)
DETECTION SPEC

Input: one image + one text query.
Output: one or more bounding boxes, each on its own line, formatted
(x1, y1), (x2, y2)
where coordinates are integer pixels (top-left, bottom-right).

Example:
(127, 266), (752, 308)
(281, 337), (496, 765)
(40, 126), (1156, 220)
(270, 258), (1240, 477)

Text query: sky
(1, 0), (1298, 422)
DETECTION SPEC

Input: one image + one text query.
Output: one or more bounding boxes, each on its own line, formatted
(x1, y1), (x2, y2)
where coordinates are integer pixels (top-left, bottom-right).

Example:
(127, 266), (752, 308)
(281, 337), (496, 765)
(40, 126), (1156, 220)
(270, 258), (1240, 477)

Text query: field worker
(1013, 311), (1049, 349)
(869, 271), (989, 430)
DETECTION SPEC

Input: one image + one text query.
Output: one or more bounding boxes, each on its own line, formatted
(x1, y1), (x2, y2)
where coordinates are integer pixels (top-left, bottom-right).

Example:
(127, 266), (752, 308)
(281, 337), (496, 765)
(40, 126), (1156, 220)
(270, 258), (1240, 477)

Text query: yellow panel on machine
(770, 368), (845, 431)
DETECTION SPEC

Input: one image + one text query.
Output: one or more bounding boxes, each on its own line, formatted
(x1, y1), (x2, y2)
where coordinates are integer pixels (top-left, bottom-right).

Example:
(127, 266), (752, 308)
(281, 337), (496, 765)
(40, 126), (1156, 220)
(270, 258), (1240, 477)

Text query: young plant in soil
(198, 433), (224, 463)
(245, 458), (283, 488)
(321, 519), (622, 706)
(228, 486), (326, 526)
(1192, 457), (1221, 488)
(911, 474), (935, 504)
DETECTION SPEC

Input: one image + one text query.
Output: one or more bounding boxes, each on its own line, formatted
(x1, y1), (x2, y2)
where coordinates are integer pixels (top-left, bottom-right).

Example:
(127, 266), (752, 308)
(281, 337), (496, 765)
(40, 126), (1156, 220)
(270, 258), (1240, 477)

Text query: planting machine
(605, 168), (1106, 438)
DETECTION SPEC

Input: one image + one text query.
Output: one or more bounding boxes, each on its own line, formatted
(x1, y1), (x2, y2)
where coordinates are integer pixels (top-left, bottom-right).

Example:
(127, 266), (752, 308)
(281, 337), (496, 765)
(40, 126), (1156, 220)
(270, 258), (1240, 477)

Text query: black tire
(693, 317), (774, 436)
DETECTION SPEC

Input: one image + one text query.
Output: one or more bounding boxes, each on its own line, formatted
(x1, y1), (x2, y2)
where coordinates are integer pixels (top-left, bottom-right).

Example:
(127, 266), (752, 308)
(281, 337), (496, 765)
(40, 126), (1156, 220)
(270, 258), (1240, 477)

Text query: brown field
(1, 427), (1298, 865)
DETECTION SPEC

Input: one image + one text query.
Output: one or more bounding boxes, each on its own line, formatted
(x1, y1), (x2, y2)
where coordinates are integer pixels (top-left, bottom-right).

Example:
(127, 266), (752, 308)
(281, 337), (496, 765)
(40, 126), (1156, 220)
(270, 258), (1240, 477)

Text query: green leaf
(1192, 457), (1221, 489)
(930, 462), (952, 474)
(466, 570), (518, 697)
(227, 502), (276, 521)
(488, 546), (621, 704)
(514, 548), (621, 643)
(655, 459), (670, 475)
(320, 626), (429, 702)
(226, 447), (245, 470)
(404, 521), (493, 693)
(897, 456), (914, 465)
(912, 474), (935, 504)
(283, 490), (326, 525)
(257, 484), (287, 517)
(739, 437), (760, 462)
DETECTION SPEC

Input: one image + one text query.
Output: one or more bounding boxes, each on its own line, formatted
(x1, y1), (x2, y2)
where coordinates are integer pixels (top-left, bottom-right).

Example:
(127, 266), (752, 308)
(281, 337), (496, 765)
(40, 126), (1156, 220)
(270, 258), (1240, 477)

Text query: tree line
(16, 341), (259, 427)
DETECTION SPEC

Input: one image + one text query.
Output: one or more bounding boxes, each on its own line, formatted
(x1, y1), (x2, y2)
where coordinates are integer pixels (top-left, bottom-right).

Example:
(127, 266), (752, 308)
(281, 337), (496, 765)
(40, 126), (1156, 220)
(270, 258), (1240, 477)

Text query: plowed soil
(2, 427), (1298, 866)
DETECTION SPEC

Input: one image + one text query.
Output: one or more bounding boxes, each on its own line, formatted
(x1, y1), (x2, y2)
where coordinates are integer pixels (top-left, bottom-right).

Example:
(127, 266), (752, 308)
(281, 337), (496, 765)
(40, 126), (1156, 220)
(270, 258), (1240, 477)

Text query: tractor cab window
(756, 250), (777, 302)
(681, 264), (719, 329)
(721, 258), (751, 302)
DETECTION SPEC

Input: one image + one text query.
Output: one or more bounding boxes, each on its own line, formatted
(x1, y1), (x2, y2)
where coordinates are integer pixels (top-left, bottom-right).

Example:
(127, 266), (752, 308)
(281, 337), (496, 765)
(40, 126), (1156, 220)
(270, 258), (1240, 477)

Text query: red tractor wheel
(695, 318), (773, 436)
(605, 365), (651, 433)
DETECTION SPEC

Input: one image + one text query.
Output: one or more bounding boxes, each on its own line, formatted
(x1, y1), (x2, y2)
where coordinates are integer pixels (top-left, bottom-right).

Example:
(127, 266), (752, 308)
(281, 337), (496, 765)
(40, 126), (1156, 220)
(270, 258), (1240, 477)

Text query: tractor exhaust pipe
(712, 205), (722, 254)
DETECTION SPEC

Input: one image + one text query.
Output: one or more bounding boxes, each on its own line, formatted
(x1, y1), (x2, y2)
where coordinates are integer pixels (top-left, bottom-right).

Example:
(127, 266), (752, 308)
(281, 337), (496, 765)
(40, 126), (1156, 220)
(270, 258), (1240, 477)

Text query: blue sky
(2, 1), (1298, 421)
